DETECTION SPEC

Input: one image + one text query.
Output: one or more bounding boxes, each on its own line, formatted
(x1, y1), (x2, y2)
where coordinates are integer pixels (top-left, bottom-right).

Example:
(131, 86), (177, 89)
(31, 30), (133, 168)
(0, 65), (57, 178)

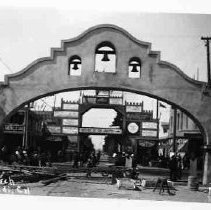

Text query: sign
(62, 119), (78, 126)
(142, 122), (157, 129)
(126, 105), (142, 113)
(79, 127), (122, 134)
(47, 126), (61, 133)
(63, 104), (79, 110)
(83, 90), (96, 96)
(110, 90), (123, 97)
(142, 130), (157, 137)
(127, 122), (139, 134)
(54, 110), (78, 118)
(97, 90), (109, 96)
(62, 127), (78, 134)
(126, 113), (151, 120)
(109, 98), (123, 105)
(139, 140), (155, 147)
(4, 124), (24, 133)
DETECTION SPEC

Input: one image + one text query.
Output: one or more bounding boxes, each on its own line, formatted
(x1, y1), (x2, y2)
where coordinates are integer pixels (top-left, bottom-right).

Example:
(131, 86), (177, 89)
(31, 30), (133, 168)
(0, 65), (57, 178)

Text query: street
(12, 173), (210, 203)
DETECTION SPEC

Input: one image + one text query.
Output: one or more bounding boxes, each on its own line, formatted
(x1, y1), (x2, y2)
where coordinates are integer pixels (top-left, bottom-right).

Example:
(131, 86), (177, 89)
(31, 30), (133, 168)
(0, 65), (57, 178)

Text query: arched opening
(95, 41), (116, 73)
(0, 88), (205, 183)
(80, 108), (123, 159)
(68, 55), (82, 76)
(128, 57), (141, 78)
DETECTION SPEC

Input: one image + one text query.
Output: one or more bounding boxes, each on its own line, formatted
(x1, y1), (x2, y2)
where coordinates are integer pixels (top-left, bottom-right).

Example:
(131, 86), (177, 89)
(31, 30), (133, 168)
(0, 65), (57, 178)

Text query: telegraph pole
(173, 106), (177, 154)
(201, 37), (211, 87)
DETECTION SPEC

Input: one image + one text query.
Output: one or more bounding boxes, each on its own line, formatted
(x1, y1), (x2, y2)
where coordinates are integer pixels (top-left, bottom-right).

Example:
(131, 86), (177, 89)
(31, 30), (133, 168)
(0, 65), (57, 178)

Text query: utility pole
(173, 106), (177, 154)
(156, 100), (159, 139)
(201, 37), (211, 87)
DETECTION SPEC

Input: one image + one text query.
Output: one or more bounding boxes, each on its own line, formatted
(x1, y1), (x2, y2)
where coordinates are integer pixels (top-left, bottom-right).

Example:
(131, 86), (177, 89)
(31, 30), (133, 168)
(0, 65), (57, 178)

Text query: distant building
(160, 108), (203, 160)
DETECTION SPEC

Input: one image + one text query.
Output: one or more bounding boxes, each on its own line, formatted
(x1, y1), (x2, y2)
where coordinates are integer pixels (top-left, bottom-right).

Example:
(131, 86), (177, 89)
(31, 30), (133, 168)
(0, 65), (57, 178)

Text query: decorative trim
(0, 24), (207, 89)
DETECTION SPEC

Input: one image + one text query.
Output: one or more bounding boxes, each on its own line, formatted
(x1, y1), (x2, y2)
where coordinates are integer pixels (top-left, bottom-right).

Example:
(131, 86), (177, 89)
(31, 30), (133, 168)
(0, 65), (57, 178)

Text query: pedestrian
(72, 151), (79, 168)
(177, 154), (182, 179)
(96, 151), (101, 165)
(86, 157), (93, 178)
(125, 154), (133, 169)
(169, 154), (177, 181)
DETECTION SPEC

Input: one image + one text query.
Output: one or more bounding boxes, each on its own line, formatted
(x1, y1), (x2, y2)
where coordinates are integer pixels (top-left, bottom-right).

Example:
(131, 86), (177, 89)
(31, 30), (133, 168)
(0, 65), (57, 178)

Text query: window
(170, 116), (173, 132)
(177, 113), (180, 130)
(186, 115), (189, 129)
(95, 42), (116, 73)
(128, 57), (141, 78)
(68, 55), (82, 76)
(181, 112), (183, 130)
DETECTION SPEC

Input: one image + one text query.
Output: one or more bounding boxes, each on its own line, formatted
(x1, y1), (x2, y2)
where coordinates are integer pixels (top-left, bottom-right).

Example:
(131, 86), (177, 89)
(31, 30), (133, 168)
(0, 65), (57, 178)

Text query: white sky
(1, 7), (211, 82)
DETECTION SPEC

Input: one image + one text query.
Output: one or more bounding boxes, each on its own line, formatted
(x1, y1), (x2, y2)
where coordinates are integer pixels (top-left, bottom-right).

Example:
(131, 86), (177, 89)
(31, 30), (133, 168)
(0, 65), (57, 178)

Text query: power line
(0, 56), (13, 73)
(40, 99), (53, 109)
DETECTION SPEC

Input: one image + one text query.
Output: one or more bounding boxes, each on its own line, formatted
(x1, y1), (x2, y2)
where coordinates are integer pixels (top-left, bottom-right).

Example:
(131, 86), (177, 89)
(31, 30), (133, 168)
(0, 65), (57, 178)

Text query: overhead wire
(0, 55), (13, 73)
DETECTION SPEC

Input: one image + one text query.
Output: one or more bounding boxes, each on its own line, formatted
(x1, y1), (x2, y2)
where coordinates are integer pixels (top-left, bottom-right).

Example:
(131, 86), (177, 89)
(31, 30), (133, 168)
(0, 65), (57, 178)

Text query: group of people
(113, 152), (137, 169)
(0, 146), (52, 167)
(169, 153), (183, 181)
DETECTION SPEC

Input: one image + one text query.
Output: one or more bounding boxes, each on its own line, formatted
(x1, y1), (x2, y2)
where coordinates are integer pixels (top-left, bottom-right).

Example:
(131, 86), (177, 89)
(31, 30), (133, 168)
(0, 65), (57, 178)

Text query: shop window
(95, 42), (116, 73)
(68, 55), (82, 76)
(128, 57), (141, 78)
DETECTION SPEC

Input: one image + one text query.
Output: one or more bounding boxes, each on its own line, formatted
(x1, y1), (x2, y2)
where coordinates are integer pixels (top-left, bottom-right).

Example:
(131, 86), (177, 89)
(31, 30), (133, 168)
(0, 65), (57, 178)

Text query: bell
(72, 63), (79, 70)
(131, 65), (139, 73)
(101, 52), (110, 62)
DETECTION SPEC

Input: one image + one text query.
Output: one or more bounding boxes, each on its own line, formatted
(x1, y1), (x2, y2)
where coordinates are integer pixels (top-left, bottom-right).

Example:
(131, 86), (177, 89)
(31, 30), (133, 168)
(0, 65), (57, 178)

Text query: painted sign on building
(54, 110), (78, 118)
(126, 113), (151, 120)
(142, 122), (157, 129)
(139, 140), (155, 147)
(47, 126), (61, 134)
(62, 127), (78, 134)
(110, 90), (123, 97)
(62, 119), (79, 126)
(4, 124), (24, 133)
(97, 90), (109, 96)
(126, 106), (142, 113)
(79, 127), (122, 134)
(142, 130), (157, 137)
(63, 104), (79, 110)
(109, 98), (123, 105)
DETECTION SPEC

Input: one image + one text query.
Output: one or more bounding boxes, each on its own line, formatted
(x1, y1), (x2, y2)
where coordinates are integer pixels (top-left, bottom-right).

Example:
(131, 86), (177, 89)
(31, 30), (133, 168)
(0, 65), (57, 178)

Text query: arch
(0, 24), (211, 184)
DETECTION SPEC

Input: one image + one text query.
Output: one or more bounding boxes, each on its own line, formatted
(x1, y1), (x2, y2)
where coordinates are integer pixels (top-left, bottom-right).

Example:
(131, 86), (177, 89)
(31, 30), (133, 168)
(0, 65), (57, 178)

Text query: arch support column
(0, 111), (6, 148)
(202, 123), (211, 185)
(203, 145), (211, 185)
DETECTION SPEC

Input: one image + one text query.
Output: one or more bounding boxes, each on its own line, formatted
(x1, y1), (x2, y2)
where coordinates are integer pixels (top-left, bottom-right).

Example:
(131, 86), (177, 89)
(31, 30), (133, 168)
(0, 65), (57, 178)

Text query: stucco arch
(0, 24), (211, 184)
